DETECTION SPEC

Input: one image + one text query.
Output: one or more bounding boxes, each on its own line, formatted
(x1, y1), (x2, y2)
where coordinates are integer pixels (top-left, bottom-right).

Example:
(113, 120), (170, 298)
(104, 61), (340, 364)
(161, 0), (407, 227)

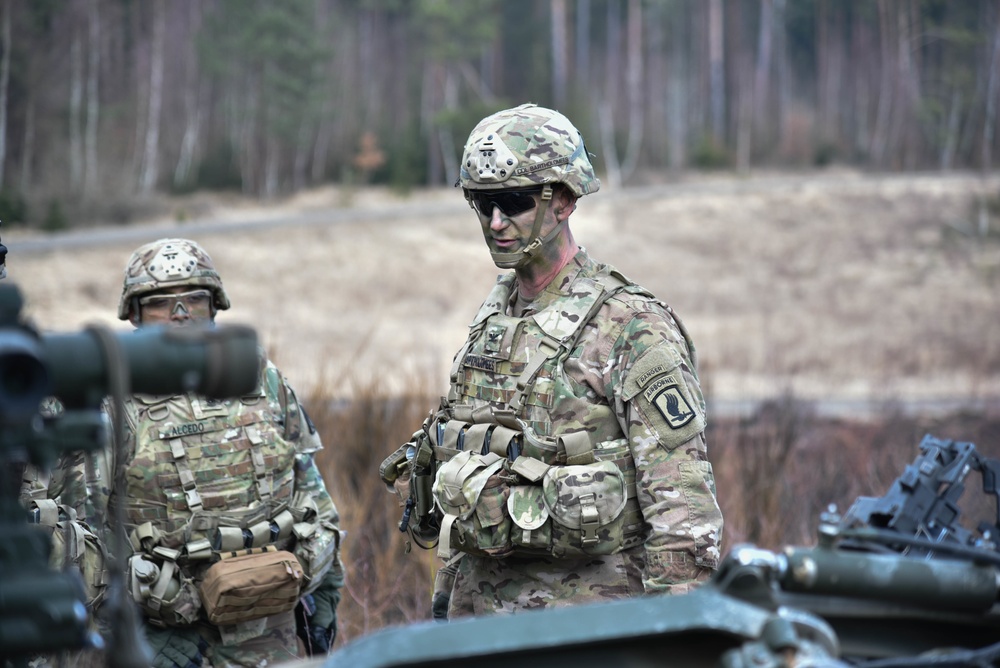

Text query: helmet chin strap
(489, 185), (558, 269)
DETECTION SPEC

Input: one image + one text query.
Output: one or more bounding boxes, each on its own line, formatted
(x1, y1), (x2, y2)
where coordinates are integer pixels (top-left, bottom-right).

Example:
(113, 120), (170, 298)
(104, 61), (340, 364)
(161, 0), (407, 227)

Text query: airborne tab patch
(650, 385), (696, 429)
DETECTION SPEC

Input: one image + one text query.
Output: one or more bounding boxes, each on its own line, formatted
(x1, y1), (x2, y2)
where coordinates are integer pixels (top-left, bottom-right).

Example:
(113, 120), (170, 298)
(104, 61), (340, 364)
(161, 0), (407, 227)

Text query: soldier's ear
(555, 188), (577, 220)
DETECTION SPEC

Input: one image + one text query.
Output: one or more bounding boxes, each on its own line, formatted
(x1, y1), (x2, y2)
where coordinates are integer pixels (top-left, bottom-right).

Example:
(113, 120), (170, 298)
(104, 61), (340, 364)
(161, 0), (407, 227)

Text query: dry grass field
(10, 168), (1000, 646)
(12, 168), (1000, 405)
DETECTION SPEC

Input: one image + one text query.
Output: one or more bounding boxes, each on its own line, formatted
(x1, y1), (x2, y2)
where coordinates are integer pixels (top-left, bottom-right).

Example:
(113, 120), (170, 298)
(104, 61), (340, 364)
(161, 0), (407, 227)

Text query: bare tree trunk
(598, 101), (621, 189)
(981, 4), (1000, 172)
(774, 0), (788, 154)
(852, 6), (872, 159)
(264, 135), (279, 199)
(174, 1), (204, 189)
(422, 63), (443, 186)
(896, 0), (920, 169)
(0, 0), (10, 189)
(438, 66), (458, 183)
(551, 0), (567, 109)
(19, 89), (33, 193)
(708, 0), (725, 143)
(753, 0), (774, 144)
(70, 17), (84, 193)
(618, 0), (643, 183)
(599, 1), (622, 188)
(736, 59), (753, 172)
(870, 0), (895, 167)
(83, 0), (100, 198)
(941, 90), (962, 170)
(139, 0), (165, 194)
(312, 87), (334, 183)
(667, 6), (687, 170)
(574, 0), (590, 95)
(646, 3), (667, 164)
(238, 82), (259, 195)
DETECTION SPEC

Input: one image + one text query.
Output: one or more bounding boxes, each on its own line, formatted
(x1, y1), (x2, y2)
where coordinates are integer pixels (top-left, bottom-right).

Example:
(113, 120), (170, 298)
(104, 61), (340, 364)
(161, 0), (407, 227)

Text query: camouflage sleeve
(294, 453), (341, 526)
(605, 306), (723, 595)
(263, 358), (323, 455)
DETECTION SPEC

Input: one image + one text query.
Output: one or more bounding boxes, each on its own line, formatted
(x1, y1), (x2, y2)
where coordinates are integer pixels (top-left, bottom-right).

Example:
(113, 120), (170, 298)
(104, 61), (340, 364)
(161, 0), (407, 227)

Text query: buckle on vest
(579, 493), (600, 546)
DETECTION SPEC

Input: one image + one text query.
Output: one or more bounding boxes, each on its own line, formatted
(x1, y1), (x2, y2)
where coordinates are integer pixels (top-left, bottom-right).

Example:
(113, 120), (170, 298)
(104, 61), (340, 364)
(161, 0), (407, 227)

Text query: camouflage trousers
(446, 547), (646, 618)
(444, 544), (715, 619)
(197, 610), (302, 668)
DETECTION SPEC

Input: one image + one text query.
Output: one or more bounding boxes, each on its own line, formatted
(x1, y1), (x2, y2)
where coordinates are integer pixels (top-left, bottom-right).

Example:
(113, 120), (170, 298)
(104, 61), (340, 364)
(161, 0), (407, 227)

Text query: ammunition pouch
(198, 546), (304, 626)
(433, 451), (512, 558)
(432, 451), (632, 558)
(384, 396), (643, 559)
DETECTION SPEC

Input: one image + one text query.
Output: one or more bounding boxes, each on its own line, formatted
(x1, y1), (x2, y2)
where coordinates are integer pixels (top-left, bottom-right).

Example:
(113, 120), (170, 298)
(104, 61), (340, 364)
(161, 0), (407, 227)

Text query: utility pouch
(292, 520), (340, 595)
(199, 546), (303, 626)
(127, 552), (202, 627)
(542, 461), (628, 556)
(507, 460), (628, 556)
(33, 500), (109, 611)
(432, 451), (513, 558)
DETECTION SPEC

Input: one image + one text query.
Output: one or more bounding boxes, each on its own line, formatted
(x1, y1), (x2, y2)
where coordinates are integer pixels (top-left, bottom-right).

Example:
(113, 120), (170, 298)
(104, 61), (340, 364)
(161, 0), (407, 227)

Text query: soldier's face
(478, 190), (551, 253)
(136, 286), (214, 327)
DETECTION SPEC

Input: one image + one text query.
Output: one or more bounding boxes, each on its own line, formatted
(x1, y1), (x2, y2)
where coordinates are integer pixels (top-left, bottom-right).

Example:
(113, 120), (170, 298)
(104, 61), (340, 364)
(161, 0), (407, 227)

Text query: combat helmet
(118, 238), (230, 320)
(458, 103), (600, 268)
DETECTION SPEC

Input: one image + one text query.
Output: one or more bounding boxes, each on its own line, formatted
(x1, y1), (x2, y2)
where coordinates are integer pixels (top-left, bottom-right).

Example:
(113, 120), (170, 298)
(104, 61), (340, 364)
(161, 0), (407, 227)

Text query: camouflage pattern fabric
(86, 354), (342, 664)
(197, 609), (301, 667)
(118, 238), (230, 319)
(458, 103), (600, 197)
(440, 247), (723, 618)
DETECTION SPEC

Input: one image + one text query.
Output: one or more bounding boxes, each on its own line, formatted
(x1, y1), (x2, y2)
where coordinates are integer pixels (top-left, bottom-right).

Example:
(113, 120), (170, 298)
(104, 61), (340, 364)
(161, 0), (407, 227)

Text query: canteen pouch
(432, 451), (513, 558)
(127, 552), (202, 627)
(509, 460), (628, 556)
(199, 546), (303, 626)
(292, 520), (340, 595)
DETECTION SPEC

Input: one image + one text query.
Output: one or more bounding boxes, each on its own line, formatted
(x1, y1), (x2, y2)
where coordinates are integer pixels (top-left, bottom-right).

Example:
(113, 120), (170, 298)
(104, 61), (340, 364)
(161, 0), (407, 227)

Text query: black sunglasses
(467, 187), (543, 217)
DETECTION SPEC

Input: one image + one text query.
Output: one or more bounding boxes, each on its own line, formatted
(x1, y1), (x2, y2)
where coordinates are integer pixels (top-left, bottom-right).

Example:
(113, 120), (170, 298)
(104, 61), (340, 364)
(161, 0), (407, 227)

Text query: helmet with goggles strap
(118, 238), (230, 320)
(458, 104), (600, 268)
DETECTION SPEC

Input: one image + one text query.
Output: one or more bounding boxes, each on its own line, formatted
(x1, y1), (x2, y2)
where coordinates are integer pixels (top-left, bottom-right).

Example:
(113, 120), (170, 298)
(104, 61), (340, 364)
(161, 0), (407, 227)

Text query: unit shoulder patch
(648, 384), (696, 429)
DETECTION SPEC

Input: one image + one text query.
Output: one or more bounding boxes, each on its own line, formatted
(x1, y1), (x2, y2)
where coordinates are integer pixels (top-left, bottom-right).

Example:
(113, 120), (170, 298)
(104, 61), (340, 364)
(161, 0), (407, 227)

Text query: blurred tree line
(1, 0), (1000, 225)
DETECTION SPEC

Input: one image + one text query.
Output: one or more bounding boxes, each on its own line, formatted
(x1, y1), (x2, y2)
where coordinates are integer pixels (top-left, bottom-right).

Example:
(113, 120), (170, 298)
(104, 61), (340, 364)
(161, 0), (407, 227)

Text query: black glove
(308, 620), (335, 654)
(295, 594), (335, 656)
(431, 590), (450, 621)
(144, 626), (207, 668)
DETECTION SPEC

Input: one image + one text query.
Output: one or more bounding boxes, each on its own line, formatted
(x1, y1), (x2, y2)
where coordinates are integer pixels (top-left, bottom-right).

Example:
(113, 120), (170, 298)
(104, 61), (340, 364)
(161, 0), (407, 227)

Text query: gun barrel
(781, 546), (998, 612)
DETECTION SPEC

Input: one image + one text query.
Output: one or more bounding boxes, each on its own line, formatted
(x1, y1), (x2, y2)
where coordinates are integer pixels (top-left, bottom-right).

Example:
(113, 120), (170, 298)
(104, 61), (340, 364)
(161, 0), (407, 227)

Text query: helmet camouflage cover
(458, 103), (600, 197)
(118, 238), (230, 320)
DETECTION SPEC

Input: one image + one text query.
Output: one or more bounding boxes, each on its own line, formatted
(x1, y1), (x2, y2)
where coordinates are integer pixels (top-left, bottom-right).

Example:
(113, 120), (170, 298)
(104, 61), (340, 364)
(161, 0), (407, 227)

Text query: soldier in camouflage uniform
(101, 238), (345, 667)
(384, 104), (723, 619)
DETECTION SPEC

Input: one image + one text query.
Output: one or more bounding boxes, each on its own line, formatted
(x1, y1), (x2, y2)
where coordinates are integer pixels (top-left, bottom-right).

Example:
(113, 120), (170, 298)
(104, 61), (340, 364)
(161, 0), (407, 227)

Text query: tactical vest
(426, 268), (647, 559)
(119, 381), (312, 627)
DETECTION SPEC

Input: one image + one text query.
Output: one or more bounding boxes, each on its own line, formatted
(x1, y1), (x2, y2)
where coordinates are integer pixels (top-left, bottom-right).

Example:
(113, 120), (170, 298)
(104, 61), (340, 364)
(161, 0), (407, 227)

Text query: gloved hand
(307, 619), (335, 654)
(144, 626), (207, 668)
(295, 593), (336, 656)
(431, 590), (450, 621)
